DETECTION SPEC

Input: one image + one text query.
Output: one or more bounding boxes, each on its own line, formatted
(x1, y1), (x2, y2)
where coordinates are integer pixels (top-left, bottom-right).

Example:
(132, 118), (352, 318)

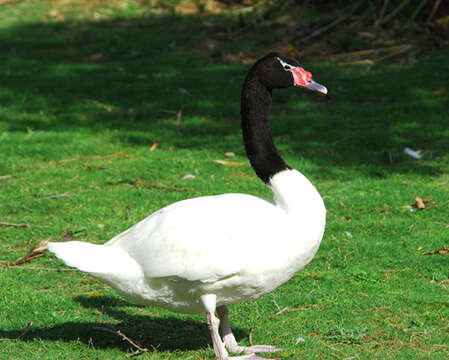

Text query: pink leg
(206, 311), (268, 360)
(217, 305), (280, 355)
(201, 295), (270, 360)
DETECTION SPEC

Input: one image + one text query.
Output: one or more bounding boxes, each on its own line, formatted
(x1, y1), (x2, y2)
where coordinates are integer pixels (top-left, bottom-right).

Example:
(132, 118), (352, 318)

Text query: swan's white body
(48, 52), (328, 359)
(48, 169), (325, 314)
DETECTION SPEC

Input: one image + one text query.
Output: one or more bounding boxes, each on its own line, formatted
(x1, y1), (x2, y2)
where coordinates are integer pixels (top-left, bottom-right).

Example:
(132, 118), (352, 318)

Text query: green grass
(1, 1), (448, 359)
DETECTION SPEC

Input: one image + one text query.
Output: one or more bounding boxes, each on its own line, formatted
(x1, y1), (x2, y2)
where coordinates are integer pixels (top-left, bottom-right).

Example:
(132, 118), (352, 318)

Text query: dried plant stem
(94, 327), (149, 358)
(0, 221), (29, 228)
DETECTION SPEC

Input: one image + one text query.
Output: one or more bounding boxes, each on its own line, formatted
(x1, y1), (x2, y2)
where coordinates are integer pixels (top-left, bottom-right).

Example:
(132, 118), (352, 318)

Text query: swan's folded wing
(106, 193), (284, 283)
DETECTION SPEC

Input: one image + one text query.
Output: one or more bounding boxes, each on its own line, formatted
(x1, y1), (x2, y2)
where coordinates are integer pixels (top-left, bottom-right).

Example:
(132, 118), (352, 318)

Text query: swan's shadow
(0, 295), (246, 352)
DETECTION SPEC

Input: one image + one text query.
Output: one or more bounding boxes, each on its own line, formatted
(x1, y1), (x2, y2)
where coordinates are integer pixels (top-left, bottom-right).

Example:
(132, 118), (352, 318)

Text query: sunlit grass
(0, 1), (448, 359)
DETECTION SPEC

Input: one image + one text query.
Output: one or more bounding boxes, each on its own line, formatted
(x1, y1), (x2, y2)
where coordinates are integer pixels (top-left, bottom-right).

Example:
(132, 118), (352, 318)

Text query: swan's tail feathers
(47, 241), (142, 279)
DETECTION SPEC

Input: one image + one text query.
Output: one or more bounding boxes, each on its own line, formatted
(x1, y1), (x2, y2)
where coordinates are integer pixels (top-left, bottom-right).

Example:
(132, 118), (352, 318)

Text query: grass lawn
(0, 1), (448, 359)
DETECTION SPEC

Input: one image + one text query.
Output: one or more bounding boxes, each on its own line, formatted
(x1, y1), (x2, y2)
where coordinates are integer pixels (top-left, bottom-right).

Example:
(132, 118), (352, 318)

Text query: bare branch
(94, 327), (149, 358)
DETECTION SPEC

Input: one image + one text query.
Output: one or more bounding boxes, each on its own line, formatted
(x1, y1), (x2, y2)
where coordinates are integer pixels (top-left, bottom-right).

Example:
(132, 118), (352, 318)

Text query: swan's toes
(227, 354), (269, 360)
(243, 345), (280, 354)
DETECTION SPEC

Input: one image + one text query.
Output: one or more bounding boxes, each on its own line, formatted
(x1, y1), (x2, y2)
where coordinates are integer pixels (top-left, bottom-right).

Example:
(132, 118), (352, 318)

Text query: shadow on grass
(0, 295), (246, 352)
(0, 9), (448, 178)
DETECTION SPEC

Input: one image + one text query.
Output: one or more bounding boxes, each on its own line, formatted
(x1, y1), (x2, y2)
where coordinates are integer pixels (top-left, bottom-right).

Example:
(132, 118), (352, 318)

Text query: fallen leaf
(86, 53), (104, 61)
(414, 196), (425, 209)
(0, 174), (12, 180)
(182, 174), (196, 180)
(431, 90), (447, 95)
(213, 160), (245, 166)
(224, 152), (235, 157)
(417, 246), (423, 251)
(149, 142), (159, 152)
(423, 248), (449, 256)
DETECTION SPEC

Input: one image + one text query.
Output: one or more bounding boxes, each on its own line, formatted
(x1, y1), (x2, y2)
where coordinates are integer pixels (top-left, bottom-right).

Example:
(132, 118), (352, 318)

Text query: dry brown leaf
(339, 59), (375, 66)
(213, 160), (245, 166)
(432, 90), (447, 95)
(149, 142), (159, 152)
(86, 53), (104, 61)
(414, 196), (425, 209)
(423, 248), (449, 256)
(224, 152), (235, 158)
(434, 182), (448, 186)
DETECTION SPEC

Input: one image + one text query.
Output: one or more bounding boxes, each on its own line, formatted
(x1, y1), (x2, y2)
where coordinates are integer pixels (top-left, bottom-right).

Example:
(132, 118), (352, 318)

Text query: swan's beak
(305, 80), (328, 95)
(292, 67), (327, 95)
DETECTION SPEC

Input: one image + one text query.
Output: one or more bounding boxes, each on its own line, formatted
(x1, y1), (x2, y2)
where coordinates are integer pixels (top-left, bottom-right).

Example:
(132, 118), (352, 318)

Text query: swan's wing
(106, 193), (285, 282)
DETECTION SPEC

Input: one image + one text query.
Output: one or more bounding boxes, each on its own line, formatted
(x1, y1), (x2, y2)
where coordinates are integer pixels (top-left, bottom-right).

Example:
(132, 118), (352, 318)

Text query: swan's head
(254, 52), (327, 94)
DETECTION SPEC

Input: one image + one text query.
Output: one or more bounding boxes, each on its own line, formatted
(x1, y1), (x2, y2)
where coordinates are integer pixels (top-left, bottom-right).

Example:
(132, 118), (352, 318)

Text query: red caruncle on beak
(292, 67), (327, 95)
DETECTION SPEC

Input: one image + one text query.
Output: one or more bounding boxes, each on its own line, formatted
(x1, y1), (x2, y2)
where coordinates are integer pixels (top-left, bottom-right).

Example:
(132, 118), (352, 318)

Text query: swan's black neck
(241, 74), (291, 184)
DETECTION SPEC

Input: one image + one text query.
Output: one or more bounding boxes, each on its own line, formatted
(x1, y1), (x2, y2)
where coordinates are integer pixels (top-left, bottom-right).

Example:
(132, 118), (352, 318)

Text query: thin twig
(330, 44), (413, 61)
(375, 0), (390, 26)
(269, 306), (305, 319)
(375, 0), (409, 27)
(94, 327), (149, 358)
(0, 321), (34, 341)
(57, 151), (128, 164)
(45, 193), (76, 199)
(426, 0), (441, 23)
(298, 0), (364, 44)
(249, 328), (255, 347)
(11, 253), (44, 266)
(5, 265), (75, 271)
(84, 99), (121, 112)
(271, 299), (281, 312)
(0, 221), (29, 228)
(17, 321), (34, 340)
(275, 307), (289, 316)
(135, 179), (187, 192)
(0, 174), (12, 180)
(176, 108), (183, 127)
(10, 240), (48, 266)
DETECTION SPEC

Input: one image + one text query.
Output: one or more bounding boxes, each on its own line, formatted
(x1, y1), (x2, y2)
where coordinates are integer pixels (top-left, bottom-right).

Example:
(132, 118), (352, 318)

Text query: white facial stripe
(276, 57), (296, 72)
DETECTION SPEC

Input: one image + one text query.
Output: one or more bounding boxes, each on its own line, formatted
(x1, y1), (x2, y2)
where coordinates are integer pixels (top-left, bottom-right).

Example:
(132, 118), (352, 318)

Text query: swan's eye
(276, 57), (296, 72)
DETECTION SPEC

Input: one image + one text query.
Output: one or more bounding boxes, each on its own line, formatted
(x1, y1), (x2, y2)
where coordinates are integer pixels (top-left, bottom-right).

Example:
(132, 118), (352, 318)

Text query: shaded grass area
(0, 1), (448, 359)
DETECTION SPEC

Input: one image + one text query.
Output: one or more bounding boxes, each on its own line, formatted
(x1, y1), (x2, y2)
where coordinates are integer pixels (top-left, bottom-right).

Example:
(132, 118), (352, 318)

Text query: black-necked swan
(48, 52), (327, 360)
